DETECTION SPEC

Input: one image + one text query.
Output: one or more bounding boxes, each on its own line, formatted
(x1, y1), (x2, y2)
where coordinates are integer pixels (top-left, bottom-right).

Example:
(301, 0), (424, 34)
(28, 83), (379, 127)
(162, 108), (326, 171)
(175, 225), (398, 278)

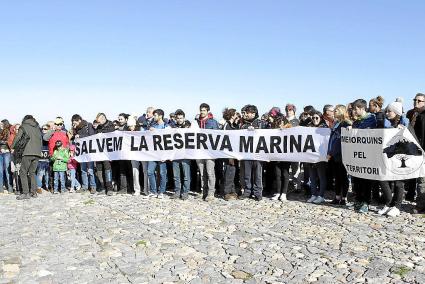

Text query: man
(12, 115), (42, 200)
(70, 114), (98, 194)
(170, 109), (191, 200)
(95, 113), (115, 195)
(147, 109), (169, 198)
(239, 105), (265, 201)
(115, 113), (132, 194)
(410, 93), (425, 213)
(43, 117), (69, 156)
(137, 107), (155, 196)
(194, 103), (219, 201)
(350, 99), (377, 213)
(36, 124), (51, 193)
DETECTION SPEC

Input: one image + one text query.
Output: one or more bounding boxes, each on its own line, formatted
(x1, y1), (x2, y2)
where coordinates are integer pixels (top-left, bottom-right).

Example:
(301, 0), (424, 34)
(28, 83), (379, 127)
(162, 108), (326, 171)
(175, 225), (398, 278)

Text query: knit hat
(386, 99), (403, 116)
(55, 117), (64, 125)
(127, 116), (137, 127)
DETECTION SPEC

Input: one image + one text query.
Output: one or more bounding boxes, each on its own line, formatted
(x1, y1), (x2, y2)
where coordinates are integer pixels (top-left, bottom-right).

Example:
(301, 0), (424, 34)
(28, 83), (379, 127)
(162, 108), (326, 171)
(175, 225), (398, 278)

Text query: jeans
(172, 159), (191, 194)
(148, 161), (167, 194)
(309, 162), (327, 197)
(81, 162), (96, 190)
(54, 171), (66, 192)
(196, 159), (216, 198)
(69, 169), (81, 190)
(243, 160), (263, 198)
(20, 156), (39, 194)
(0, 152), (12, 191)
(36, 162), (50, 189)
(96, 161), (112, 192)
(275, 161), (291, 195)
(131, 160), (141, 194)
(380, 180), (404, 208)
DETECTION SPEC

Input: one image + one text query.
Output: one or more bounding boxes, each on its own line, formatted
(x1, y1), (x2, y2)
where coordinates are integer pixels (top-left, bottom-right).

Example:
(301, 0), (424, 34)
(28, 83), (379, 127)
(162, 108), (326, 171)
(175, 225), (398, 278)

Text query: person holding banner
(349, 99), (377, 213)
(194, 103), (219, 201)
(410, 93), (425, 214)
(239, 105), (265, 201)
(170, 109), (192, 200)
(327, 105), (351, 206)
(377, 100), (409, 217)
(147, 109), (169, 199)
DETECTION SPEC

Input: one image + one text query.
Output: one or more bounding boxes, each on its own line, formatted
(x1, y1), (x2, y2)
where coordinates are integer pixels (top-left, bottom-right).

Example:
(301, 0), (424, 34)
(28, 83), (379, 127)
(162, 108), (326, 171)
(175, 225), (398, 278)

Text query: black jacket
(11, 118), (42, 157)
(75, 120), (95, 138)
(96, 120), (115, 134)
(413, 109), (425, 149)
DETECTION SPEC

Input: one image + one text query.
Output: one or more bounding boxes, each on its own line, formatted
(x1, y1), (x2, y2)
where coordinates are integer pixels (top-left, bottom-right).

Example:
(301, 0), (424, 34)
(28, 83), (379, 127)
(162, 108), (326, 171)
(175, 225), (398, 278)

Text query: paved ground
(1, 191), (425, 284)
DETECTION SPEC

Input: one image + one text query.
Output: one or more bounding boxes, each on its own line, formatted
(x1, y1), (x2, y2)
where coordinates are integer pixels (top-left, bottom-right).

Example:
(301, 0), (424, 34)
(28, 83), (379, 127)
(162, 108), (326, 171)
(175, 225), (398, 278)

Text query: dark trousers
(352, 177), (372, 204)
(275, 161), (290, 195)
(20, 156), (39, 194)
(380, 180), (404, 208)
(243, 160), (263, 198)
(118, 160), (131, 193)
(223, 159), (236, 195)
(334, 161), (349, 198)
(96, 161), (113, 192)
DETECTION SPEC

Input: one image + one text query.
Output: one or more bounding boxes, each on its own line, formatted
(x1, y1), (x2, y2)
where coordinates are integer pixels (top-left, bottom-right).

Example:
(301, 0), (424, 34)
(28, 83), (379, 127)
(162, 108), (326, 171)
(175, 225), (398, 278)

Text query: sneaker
(106, 191), (114, 196)
(358, 203), (369, 214)
(386, 207), (400, 217)
(53, 191), (59, 194)
(330, 198), (340, 205)
(378, 206), (391, 215)
(204, 195), (215, 202)
(61, 189), (67, 194)
(75, 185), (81, 191)
(147, 192), (156, 198)
(339, 199), (347, 206)
(90, 188), (96, 194)
(76, 188), (85, 193)
(69, 189), (75, 193)
(170, 193), (180, 199)
(16, 194), (30, 200)
(132, 191), (141, 196)
(30, 192), (38, 198)
(280, 194), (287, 201)
(271, 194), (280, 201)
(224, 193), (238, 201)
(157, 193), (164, 199)
(307, 195), (317, 203)
(254, 196), (262, 202)
(181, 193), (189, 200)
(313, 196), (325, 204)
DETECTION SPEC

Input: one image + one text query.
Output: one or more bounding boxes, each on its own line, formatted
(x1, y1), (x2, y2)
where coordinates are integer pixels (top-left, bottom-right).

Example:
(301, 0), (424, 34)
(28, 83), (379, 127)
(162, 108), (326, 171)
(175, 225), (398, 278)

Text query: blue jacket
(384, 116), (409, 128)
(327, 120), (351, 162)
(196, 115), (219, 129)
(352, 113), (377, 129)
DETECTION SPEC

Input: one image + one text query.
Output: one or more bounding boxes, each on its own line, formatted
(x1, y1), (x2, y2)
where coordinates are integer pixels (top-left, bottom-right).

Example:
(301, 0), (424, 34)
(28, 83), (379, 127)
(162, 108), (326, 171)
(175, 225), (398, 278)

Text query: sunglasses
(312, 117), (320, 120)
(413, 99), (425, 103)
(42, 128), (49, 130)
(55, 123), (63, 126)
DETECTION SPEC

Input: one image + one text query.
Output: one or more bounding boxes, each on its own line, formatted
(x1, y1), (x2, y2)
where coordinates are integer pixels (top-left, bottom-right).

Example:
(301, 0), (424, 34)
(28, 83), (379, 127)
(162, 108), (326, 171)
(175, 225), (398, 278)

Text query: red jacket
(48, 131), (69, 156)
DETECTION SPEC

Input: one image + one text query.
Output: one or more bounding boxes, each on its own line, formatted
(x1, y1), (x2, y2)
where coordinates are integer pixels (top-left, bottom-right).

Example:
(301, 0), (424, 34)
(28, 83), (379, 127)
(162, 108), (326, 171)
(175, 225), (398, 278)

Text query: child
(51, 140), (69, 194)
(67, 144), (81, 193)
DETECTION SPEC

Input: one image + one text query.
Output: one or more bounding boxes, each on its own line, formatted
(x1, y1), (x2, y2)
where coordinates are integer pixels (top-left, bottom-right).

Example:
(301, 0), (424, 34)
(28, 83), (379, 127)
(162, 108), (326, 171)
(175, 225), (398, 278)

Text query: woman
(306, 111), (328, 204)
(378, 100), (409, 217)
(327, 105), (352, 205)
(0, 119), (12, 193)
(369, 96), (385, 128)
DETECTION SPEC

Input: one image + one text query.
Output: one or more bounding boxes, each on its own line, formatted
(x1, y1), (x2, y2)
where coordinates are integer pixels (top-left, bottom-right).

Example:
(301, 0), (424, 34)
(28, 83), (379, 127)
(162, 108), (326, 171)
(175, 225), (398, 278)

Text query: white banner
(342, 128), (425, 180)
(74, 127), (330, 163)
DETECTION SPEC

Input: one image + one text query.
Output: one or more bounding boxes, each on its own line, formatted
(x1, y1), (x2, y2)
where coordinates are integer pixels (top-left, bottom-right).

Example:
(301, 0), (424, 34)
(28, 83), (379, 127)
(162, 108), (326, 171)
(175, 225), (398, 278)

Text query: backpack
(14, 129), (30, 163)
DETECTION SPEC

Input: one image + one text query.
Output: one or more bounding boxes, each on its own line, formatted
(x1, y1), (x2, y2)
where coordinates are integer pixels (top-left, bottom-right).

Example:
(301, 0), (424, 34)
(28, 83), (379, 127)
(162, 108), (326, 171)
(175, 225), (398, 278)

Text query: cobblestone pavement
(1, 191), (425, 284)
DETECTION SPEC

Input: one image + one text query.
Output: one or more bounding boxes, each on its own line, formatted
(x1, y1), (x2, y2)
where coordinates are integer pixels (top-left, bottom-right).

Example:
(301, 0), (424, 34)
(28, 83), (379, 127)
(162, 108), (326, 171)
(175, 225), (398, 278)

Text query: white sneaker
(313, 196), (325, 204)
(157, 193), (164, 199)
(378, 206), (391, 215)
(280, 194), (287, 201)
(307, 195), (317, 203)
(386, 207), (400, 217)
(271, 194), (280, 201)
(132, 191), (140, 196)
(147, 193), (156, 198)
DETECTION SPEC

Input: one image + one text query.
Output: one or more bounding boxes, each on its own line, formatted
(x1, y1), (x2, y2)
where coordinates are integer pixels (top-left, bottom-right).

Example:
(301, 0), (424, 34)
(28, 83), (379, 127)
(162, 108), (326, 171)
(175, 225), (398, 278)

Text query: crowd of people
(1, 92), (425, 218)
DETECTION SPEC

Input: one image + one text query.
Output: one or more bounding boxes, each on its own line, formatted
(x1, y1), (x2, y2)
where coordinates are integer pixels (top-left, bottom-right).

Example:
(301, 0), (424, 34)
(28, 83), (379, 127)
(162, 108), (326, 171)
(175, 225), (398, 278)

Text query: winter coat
(327, 120), (352, 162)
(352, 113), (377, 129)
(11, 118), (42, 157)
(74, 120), (95, 138)
(413, 109), (425, 149)
(96, 120), (115, 134)
(51, 148), (70, 172)
(195, 113), (219, 129)
(44, 130), (69, 156)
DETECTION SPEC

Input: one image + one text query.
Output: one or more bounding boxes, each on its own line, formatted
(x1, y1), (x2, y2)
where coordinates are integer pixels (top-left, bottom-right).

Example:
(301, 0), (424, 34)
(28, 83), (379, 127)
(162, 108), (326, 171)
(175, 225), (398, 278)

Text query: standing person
(170, 109), (192, 200)
(138, 107), (155, 196)
(127, 116), (143, 196)
(285, 104), (301, 192)
(221, 108), (239, 201)
(43, 117), (69, 156)
(116, 113), (131, 194)
(70, 114), (97, 194)
(306, 111), (328, 204)
(95, 113), (115, 195)
(8, 124), (21, 194)
(323, 105), (336, 194)
(51, 140), (69, 194)
(12, 115), (42, 200)
(349, 99), (377, 213)
(410, 93), (425, 214)
(0, 119), (13, 193)
(369, 96), (386, 128)
(377, 100), (409, 217)
(67, 144), (81, 193)
(147, 109), (169, 198)
(327, 105), (352, 205)
(239, 105), (265, 201)
(36, 124), (51, 193)
(194, 103), (219, 201)
(299, 106), (316, 196)
(268, 109), (291, 201)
